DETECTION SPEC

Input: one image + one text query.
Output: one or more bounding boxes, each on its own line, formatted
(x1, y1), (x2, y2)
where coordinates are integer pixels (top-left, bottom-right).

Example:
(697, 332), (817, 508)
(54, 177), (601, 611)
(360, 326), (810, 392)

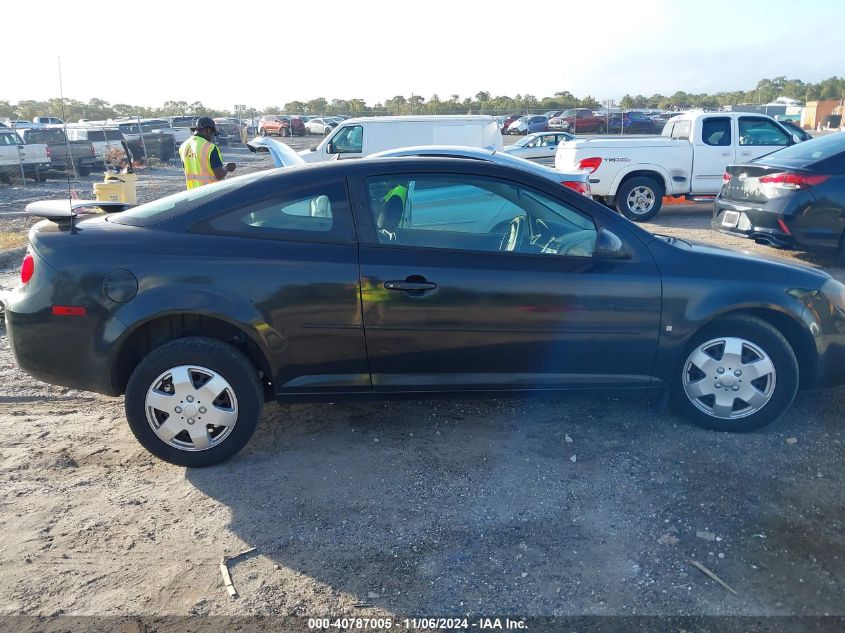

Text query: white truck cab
(555, 110), (803, 220)
(298, 115), (503, 163)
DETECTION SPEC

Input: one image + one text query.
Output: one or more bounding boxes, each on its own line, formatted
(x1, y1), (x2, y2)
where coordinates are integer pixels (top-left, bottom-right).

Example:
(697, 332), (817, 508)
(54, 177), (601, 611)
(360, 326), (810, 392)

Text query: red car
(500, 114), (522, 135)
(548, 109), (607, 134)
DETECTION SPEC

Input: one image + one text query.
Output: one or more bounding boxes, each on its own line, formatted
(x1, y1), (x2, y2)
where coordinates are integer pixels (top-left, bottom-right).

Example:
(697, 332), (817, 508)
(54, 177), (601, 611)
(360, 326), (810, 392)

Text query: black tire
(77, 165), (91, 177)
(32, 168), (47, 183)
(125, 337), (264, 467)
(597, 122), (606, 134)
(261, 127), (268, 137)
(615, 176), (664, 222)
(672, 315), (799, 432)
(280, 128), (289, 137)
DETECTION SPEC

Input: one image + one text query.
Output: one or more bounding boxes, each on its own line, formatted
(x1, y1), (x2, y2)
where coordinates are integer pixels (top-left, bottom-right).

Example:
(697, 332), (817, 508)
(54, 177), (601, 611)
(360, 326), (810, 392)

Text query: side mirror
(326, 142), (335, 154)
(594, 228), (629, 259)
(310, 145), (318, 152)
(791, 132), (802, 145)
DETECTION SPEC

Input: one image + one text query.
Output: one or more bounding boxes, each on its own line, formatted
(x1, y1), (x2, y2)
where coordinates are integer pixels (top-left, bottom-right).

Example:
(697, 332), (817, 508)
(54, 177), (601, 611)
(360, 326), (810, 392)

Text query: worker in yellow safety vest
(179, 116), (236, 189)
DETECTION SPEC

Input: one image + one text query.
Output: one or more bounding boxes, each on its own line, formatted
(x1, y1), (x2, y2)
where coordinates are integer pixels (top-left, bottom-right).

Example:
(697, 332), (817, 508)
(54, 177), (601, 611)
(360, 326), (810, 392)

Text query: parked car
(64, 125), (127, 169)
(608, 111), (658, 134)
(33, 116), (65, 125)
(370, 145), (591, 195)
(213, 119), (241, 146)
(9, 156), (845, 466)
(503, 131), (575, 164)
(288, 116), (307, 136)
(15, 127), (98, 177)
(0, 128), (49, 182)
(113, 120), (176, 162)
(258, 114), (291, 137)
(713, 132), (845, 253)
(555, 111), (803, 221)
(2, 119), (40, 130)
(298, 115), (503, 163)
(500, 114), (522, 134)
(507, 115), (548, 135)
(305, 117), (339, 135)
(168, 117), (195, 146)
(543, 110), (563, 119)
(651, 112), (681, 127)
(549, 109), (607, 133)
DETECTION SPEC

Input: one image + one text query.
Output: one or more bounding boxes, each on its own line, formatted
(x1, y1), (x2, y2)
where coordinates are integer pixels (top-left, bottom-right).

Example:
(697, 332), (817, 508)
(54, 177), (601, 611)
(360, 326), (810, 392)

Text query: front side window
(738, 117), (790, 146)
(331, 125), (363, 154)
(203, 180), (353, 241)
(366, 175), (597, 258)
(701, 117), (731, 146)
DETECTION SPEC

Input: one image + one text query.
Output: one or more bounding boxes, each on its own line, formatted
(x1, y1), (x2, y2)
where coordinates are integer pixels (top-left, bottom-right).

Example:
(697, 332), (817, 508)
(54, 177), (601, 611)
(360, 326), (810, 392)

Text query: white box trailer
(298, 115), (503, 163)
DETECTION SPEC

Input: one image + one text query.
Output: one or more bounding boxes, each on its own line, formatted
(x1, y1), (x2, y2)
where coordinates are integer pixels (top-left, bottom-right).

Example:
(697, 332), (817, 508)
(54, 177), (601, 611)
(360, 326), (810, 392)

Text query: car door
(328, 124), (364, 160)
(737, 116), (791, 164)
(349, 163), (662, 392)
(690, 116), (735, 194)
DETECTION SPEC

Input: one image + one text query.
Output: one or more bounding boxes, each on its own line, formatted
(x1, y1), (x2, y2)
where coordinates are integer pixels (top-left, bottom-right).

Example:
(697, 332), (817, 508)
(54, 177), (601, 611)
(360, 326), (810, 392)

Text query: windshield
(513, 136), (533, 147)
(109, 171), (267, 227)
(756, 132), (845, 168)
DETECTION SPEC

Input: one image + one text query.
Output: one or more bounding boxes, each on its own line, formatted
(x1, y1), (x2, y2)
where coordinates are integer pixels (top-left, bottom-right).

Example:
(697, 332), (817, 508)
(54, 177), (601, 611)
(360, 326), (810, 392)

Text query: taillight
(20, 252), (34, 285)
(46, 146), (52, 159)
(758, 172), (828, 190)
(90, 145), (95, 157)
(576, 157), (602, 173)
(562, 180), (591, 196)
(723, 171), (731, 183)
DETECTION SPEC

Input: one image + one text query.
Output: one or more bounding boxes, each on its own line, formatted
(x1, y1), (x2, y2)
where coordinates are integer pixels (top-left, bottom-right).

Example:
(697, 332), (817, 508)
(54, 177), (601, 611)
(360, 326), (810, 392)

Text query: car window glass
(671, 120), (691, 140)
(758, 132), (845, 170)
(540, 136), (556, 147)
(738, 117), (790, 146)
(212, 194), (333, 232)
(332, 125), (363, 153)
(701, 117), (731, 146)
(366, 175), (596, 258)
(0, 132), (18, 146)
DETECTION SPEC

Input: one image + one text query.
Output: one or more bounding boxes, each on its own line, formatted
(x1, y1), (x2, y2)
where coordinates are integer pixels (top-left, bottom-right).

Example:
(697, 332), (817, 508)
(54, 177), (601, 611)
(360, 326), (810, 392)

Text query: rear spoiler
(26, 199), (132, 220)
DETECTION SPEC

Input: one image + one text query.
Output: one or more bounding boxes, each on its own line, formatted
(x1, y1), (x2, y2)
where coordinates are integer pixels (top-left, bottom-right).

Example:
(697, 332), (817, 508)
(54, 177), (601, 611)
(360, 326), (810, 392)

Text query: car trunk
(722, 164), (806, 204)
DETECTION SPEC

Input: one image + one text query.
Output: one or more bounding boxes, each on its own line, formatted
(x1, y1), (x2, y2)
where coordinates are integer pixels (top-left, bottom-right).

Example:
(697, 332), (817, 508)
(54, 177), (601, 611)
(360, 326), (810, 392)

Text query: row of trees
(3, 77), (843, 121)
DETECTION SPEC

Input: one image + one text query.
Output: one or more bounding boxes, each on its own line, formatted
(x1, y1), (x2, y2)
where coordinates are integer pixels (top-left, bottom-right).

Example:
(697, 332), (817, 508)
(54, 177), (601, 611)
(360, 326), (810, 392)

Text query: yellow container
(94, 172), (138, 205)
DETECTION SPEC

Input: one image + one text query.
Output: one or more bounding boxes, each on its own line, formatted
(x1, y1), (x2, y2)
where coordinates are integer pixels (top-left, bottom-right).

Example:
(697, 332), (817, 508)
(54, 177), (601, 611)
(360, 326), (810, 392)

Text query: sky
(2, 0), (844, 111)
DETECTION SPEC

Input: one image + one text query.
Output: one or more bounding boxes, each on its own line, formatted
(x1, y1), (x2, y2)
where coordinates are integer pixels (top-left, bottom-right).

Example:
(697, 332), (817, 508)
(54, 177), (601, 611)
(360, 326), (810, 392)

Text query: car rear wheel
(597, 122), (606, 134)
(673, 315), (798, 432)
(125, 337), (263, 467)
(261, 127), (268, 137)
(280, 128), (289, 137)
(77, 165), (91, 177)
(615, 176), (664, 222)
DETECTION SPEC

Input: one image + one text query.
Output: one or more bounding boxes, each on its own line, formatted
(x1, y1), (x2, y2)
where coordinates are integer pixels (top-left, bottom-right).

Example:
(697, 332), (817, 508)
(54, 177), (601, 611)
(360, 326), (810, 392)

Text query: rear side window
(671, 120), (691, 140)
(701, 117), (731, 146)
(758, 132), (845, 172)
(111, 171), (267, 226)
(87, 130), (106, 142)
(201, 180), (354, 242)
(0, 132), (18, 146)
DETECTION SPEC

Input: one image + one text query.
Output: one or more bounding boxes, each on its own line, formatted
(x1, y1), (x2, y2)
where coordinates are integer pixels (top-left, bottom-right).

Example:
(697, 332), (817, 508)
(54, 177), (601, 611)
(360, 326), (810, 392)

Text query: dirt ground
(0, 139), (844, 623)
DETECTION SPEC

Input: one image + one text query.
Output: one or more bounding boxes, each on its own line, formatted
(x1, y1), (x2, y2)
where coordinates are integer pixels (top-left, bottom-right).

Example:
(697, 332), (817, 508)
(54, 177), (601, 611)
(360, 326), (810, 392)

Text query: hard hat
(190, 116), (217, 132)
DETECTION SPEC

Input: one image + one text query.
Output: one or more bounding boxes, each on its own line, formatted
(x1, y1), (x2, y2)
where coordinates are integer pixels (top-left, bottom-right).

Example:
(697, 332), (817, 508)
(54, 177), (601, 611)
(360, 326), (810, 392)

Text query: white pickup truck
(555, 110), (805, 221)
(0, 128), (50, 182)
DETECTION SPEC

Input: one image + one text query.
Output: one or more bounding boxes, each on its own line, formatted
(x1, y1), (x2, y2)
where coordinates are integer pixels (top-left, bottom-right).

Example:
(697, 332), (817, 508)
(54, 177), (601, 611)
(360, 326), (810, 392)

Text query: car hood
(246, 136), (307, 168)
(653, 235), (830, 285)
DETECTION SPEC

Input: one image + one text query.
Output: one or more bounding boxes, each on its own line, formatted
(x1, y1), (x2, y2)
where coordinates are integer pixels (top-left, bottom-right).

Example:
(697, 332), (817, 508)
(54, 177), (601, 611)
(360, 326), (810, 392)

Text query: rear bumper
(712, 197), (841, 250)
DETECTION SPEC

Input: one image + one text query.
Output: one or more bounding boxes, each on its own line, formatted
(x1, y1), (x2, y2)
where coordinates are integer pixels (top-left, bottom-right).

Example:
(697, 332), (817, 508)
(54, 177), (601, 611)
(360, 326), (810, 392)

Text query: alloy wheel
(626, 186), (656, 215)
(682, 337), (776, 419)
(145, 365), (238, 451)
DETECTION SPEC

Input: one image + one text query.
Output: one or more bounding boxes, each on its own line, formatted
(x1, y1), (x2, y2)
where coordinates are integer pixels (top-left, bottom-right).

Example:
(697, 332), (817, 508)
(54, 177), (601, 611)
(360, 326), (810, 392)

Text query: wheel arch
(109, 312), (275, 401)
(680, 306), (818, 390)
(610, 166), (671, 198)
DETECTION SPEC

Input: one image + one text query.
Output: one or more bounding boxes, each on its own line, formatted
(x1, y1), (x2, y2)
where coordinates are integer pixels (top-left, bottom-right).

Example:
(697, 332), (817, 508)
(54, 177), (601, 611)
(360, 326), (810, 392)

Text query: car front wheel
(673, 315), (799, 432)
(125, 337), (264, 467)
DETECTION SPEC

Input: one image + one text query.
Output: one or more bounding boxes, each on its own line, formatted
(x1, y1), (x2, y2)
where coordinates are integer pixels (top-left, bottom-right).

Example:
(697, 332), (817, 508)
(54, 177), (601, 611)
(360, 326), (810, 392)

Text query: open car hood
(247, 136), (307, 168)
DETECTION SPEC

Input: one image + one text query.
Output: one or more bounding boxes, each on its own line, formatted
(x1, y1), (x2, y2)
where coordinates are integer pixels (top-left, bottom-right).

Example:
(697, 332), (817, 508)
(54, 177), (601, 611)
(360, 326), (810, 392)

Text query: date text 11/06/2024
(308, 618), (528, 630)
